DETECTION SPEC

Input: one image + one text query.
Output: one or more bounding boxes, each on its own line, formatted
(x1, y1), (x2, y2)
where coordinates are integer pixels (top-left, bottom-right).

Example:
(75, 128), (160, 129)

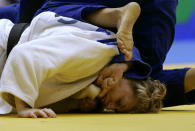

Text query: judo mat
(0, 104), (195, 131)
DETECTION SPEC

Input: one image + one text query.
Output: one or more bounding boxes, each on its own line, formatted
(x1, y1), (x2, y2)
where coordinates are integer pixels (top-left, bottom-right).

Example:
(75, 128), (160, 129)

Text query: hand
(96, 63), (130, 98)
(15, 97), (56, 118)
(17, 108), (56, 118)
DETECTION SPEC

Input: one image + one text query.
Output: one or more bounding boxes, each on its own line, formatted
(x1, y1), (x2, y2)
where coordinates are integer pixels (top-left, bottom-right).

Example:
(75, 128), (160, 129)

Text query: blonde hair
(129, 78), (166, 113)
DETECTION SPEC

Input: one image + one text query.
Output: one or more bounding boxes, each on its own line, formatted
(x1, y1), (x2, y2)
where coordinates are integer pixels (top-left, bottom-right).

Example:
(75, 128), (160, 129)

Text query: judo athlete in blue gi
(0, 0), (195, 115)
(0, 1), (168, 118)
(21, 0), (195, 107)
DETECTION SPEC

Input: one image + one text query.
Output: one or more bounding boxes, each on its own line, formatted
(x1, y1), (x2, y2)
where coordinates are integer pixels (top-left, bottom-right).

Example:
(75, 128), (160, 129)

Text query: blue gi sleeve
(96, 27), (152, 80)
(0, 4), (19, 23)
(111, 46), (152, 80)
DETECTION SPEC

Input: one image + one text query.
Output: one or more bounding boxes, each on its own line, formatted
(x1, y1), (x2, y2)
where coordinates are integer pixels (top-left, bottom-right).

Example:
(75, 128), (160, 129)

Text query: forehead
(110, 78), (137, 101)
(117, 78), (134, 93)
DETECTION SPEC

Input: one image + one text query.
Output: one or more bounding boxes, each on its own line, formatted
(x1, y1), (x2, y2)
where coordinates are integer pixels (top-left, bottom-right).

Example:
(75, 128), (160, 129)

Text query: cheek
(101, 94), (111, 106)
(102, 92), (118, 106)
(117, 97), (136, 112)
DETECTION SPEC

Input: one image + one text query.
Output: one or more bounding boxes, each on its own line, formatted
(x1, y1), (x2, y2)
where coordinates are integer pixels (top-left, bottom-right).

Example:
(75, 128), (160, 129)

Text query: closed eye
(116, 98), (123, 106)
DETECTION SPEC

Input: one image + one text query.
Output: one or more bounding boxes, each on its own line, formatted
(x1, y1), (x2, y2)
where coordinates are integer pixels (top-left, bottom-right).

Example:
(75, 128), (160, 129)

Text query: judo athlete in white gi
(0, 11), (120, 117)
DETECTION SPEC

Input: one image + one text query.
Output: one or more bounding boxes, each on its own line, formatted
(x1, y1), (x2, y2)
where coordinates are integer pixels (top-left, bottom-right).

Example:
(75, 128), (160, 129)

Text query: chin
(116, 108), (131, 113)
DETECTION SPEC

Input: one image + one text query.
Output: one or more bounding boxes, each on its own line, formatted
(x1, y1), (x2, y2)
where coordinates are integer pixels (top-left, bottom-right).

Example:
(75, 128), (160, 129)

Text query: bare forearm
(117, 62), (133, 72)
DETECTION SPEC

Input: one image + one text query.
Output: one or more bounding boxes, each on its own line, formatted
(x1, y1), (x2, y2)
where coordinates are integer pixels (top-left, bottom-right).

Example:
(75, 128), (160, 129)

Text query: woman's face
(102, 78), (137, 112)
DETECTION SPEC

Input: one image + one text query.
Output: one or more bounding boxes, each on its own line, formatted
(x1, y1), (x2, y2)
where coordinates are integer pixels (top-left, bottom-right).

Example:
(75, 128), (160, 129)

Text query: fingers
(96, 73), (104, 86)
(29, 112), (37, 118)
(102, 68), (122, 89)
(99, 78), (114, 98)
(18, 108), (56, 118)
(98, 88), (109, 98)
(42, 108), (56, 118)
(97, 67), (112, 86)
(35, 110), (48, 118)
(97, 63), (126, 98)
(97, 64), (120, 86)
(97, 66), (124, 98)
(102, 78), (114, 89)
(99, 77), (121, 98)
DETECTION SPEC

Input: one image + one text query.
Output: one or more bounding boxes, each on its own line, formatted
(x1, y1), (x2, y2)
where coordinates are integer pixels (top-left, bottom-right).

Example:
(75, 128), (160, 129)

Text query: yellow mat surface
(1, 64), (195, 131)
(0, 105), (195, 131)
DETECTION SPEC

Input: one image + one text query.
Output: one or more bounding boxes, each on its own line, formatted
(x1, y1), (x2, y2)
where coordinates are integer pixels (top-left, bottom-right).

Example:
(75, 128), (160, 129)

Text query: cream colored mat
(0, 105), (195, 131)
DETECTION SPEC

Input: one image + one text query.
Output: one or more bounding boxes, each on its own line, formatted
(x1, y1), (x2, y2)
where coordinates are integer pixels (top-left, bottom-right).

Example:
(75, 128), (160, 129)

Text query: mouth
(102, 108), (115, 113)
(100, 98), (116, 113)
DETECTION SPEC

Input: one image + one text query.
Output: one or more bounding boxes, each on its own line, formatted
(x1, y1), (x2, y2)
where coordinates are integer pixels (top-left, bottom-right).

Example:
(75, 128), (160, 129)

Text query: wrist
(119, 62), (132, 72)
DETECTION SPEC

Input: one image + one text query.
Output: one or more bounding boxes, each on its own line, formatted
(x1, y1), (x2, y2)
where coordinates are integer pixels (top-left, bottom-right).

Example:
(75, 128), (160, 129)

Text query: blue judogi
(0, 0), (193, 106)
(0, 4), (19, 23)
(33, 0), (192, 106)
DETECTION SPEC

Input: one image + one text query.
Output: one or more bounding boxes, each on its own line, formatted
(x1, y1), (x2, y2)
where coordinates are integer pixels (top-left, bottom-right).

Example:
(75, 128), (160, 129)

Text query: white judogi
(0, 12), (119, 114)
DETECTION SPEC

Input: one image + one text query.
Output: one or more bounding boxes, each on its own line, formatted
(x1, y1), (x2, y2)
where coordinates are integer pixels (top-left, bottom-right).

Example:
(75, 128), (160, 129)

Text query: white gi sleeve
(0, 19), (14, 114)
